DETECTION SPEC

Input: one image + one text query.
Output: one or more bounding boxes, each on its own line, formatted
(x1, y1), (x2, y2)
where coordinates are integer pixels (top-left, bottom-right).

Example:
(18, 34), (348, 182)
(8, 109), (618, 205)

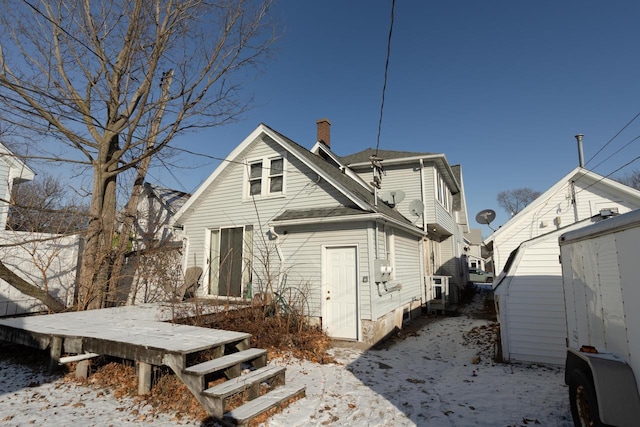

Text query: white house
(0, 143), (35, 229)
(172, 120), (470, 345)
(488, 167), (640, 364)
(134, 183), (190, 247)
(486, 167), (640, 274)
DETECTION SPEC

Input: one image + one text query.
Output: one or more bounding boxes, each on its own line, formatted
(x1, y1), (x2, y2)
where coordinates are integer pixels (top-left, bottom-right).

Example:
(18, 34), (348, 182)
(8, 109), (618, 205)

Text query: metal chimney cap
(575, 134), (584, 141)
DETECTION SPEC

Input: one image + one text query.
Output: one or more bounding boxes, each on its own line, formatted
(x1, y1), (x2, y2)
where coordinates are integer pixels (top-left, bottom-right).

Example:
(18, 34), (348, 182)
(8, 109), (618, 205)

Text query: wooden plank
(223, 385), (306, 425)
(203, 365), (285, 399)
(184, 349), (266, 376)
(58, 352), (100, 364)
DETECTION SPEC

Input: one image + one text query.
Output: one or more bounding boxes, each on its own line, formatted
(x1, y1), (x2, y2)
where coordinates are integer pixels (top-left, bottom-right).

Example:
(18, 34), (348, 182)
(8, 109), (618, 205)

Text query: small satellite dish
(380, 190), (405, 207)
(409, 199), (424, 216)
(475, 209), (496, 225)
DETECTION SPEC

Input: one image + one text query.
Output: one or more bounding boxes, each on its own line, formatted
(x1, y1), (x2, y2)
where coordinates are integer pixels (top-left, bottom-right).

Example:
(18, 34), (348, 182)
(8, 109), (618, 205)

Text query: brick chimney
(316, 118), (331, 148)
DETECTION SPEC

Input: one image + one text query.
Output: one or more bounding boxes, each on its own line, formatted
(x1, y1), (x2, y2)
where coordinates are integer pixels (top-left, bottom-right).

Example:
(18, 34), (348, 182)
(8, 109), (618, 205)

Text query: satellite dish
(380, 190), (405, 207)
(475, 209), (496, 226)
(409, 199), (424, 216)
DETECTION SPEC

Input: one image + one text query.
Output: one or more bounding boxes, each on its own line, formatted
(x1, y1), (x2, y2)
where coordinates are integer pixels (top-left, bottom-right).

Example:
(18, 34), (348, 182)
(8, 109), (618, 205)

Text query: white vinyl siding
(0, 161), (10, 229)
(491, 176), (640, 274)
(181, 136), (356, 296)
(371, 229), (423, 320)
(280, 223), (370, 319)
(494, 219), (604, 365)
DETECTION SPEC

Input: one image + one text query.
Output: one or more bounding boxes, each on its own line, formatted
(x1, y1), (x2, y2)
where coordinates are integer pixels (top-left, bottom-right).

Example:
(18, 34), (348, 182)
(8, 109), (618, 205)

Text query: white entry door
(324, 246), (358, 340)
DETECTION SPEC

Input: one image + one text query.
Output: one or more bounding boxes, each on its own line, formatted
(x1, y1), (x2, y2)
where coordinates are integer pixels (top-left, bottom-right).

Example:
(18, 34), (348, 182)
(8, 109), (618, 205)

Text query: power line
(20, 0), (104, 62)
(493, 155), (640, 252)
(585, 110), (640, 167)
(375, 0), (396, 157)
(588, 134), (640, 171)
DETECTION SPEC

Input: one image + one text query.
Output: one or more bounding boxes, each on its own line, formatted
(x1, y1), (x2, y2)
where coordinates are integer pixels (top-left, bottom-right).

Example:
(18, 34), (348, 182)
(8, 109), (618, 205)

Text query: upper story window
(246, 155), (286, 198)
(436, 170), (452, 213)
(269, 158), (283, 193)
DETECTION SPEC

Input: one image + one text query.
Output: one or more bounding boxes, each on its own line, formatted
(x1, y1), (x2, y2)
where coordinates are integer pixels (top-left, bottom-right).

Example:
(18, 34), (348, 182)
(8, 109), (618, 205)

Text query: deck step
(183, 348), (267, 376)
(203, 365), (286, 399)
(223, 385), (306, 426)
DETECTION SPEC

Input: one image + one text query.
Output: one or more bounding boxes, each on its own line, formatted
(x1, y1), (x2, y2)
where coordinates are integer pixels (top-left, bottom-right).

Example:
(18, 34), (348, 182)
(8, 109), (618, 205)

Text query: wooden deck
(0, 302), (305, 424)
(0, 302), (250, 365)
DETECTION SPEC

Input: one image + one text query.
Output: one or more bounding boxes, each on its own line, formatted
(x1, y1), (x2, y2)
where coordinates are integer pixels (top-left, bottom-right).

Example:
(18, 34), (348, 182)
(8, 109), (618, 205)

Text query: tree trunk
(0, 260), (66, 313)
(77, 135), (119, 310)
(106, 70), (174, 305)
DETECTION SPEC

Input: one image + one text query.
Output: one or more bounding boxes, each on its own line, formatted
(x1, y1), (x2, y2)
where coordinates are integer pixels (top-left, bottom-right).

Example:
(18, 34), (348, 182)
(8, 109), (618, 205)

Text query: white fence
(0, 231), (80, 317)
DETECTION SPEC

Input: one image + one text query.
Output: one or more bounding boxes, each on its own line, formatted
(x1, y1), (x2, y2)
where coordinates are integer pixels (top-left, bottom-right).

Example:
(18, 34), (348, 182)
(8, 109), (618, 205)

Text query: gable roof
(0, 142), (35, 182)
(143, 183), (190, 214)
(172, 124), (423, 236)
(485, 166), (640, 244)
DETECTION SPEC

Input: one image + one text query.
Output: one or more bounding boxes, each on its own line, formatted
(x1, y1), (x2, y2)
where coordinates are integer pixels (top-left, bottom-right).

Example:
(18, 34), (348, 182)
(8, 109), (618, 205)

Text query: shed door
(324, 247), (358, 340)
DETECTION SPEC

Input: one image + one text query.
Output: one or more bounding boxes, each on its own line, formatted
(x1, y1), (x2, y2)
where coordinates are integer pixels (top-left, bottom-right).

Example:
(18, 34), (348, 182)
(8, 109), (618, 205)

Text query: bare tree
(615, 169), (640, 190)
(497, 188), (541, 216)
(7, 174), (88, 233)
(0, 0), (276, 309)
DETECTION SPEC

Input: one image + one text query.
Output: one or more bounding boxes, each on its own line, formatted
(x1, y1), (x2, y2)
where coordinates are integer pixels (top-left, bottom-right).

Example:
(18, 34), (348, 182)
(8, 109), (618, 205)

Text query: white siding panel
(279, 223), (371, 319)
(496, 234), (568, 365)
(372, 164), (422, 222)
(492, 180), (640, 274)
(181, 137), (355, 272)
(0, 161), (10, 229)
(371, 228), (422, 320)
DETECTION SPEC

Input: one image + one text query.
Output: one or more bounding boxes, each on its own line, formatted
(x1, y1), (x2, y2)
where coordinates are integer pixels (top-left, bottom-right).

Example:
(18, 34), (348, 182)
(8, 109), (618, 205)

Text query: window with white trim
(246, 155), (285, 197)
(436, 170), (452, 213)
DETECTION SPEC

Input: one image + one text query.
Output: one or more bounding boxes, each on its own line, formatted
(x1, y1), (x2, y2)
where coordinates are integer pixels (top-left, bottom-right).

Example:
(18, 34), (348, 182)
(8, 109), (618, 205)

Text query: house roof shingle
(263, 125), (414, 227)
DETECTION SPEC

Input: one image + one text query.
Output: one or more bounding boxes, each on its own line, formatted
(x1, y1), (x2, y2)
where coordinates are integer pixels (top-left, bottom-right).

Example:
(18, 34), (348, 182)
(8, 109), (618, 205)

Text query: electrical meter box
(374, 259), (392, 283)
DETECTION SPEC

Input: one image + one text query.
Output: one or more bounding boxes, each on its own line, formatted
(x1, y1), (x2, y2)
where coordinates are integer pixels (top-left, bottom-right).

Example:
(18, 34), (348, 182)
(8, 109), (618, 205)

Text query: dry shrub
(146, 369), (209, 420)
(205, 304), (335, 364)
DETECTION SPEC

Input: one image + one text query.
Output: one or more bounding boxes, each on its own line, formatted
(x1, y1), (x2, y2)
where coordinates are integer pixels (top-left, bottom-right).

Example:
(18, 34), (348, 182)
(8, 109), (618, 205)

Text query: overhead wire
(585, 110), (640, 167)
(493, 154), (640, 254)
(374, 0), (396, 157)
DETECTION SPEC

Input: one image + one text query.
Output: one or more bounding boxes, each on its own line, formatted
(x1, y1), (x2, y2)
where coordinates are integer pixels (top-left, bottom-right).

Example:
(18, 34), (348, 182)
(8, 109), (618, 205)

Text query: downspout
(420, 159), (429, 301)
(419, 159), (427, 231)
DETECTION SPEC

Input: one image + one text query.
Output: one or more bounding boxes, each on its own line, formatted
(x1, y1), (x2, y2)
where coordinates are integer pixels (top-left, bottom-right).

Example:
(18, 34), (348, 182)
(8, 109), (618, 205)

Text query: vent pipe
(574, 134), (585, 167)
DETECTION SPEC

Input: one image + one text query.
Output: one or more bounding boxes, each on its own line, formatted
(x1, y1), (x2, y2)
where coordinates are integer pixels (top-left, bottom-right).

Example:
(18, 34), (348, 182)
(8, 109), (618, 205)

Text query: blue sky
(158, 0), (640, 235)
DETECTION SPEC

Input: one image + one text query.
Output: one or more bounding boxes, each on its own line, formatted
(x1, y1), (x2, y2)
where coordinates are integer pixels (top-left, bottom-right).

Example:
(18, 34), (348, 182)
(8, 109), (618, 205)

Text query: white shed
(494, 214), (607, 365)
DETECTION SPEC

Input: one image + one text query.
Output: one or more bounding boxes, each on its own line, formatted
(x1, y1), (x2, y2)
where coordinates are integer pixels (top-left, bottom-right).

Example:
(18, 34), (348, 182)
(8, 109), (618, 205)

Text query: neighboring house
(121, 183), (191, 305)
(134, 183), (191, 247)
(487, 167), (640, 365)
(464, 228), (485, 271)
(0, 143), (81, 317)
(0, 143), (35, 229)
(172, 120), (469, 345)
(339, 147), (470, 307)
(485, 167), (640, 275)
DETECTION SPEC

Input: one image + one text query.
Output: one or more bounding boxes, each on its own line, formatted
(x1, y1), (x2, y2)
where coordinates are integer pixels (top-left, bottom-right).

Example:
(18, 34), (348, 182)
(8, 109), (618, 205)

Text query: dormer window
(246, 155), (286, 198)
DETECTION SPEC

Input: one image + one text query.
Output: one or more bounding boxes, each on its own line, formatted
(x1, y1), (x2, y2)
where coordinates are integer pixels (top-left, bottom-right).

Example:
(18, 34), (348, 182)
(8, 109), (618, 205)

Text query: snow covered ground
(0, 293), (573, 426)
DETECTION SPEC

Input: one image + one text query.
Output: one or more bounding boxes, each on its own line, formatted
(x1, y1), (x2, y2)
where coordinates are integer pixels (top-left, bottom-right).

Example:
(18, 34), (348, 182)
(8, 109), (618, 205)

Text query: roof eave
(272, 212), (425, 237)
